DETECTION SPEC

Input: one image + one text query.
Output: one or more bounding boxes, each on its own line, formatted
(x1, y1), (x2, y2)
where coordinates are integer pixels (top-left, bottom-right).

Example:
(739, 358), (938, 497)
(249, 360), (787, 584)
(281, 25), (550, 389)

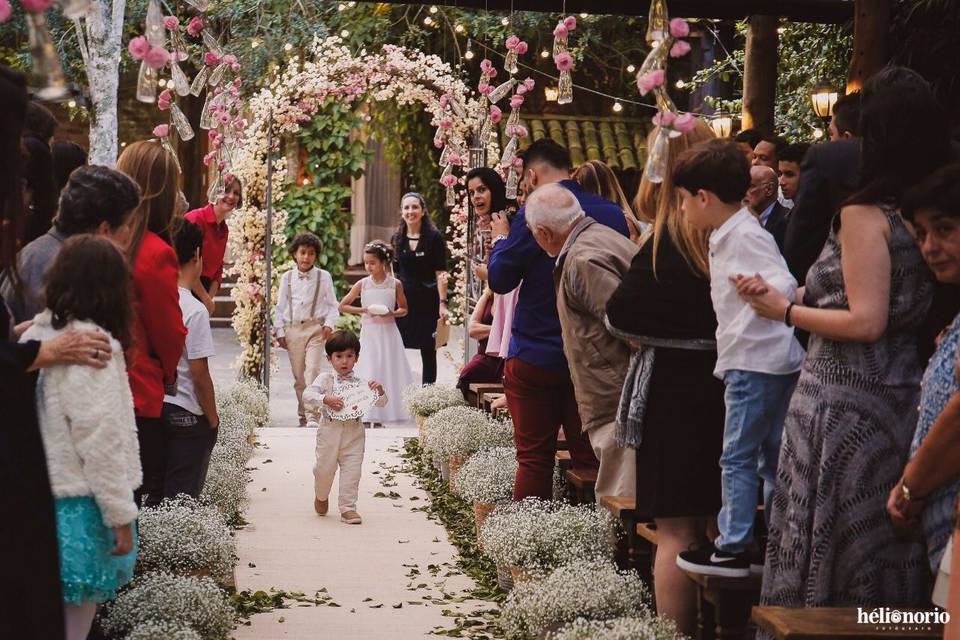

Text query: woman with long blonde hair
(573, 159), (644, 241)
(115, 140), (187, 508)
(605, 119), (722, 636)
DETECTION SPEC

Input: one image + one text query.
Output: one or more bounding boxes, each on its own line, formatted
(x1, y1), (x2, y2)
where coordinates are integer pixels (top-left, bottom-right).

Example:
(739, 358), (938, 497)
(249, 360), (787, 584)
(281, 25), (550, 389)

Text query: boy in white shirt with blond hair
(274, 232), (340, 427)
(673, 138), (805, 578)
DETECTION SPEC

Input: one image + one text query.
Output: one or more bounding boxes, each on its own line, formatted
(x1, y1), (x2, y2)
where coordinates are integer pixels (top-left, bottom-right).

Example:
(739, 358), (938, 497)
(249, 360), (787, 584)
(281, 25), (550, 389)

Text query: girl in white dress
(339, 241), (415, 425)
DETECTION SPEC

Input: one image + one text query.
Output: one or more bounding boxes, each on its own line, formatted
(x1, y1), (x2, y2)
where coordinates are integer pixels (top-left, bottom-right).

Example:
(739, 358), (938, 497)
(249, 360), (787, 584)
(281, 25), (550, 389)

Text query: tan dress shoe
(314, 498), (329, 515)
(340, 510), (362, 524)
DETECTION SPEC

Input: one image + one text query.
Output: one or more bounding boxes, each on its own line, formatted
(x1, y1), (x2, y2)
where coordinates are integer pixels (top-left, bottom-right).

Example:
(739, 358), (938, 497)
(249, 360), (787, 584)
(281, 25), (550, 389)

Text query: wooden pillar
(846, 0), (890, 93)
(741, 15), (778, 135)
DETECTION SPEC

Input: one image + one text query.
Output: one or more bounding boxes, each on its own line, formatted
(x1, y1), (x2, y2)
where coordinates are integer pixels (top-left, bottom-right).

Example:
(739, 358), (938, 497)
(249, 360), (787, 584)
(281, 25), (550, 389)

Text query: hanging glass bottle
(170, 101), (195, 141)
(202, 30), (223, 57)
(506, 108), (520, 128)
(445, 183), (457, 207)
(208, 63), (228, 87)
(199, 92), (218, 130)
(487, 78), (517, 104)
(56, 0), (92, 19)
(170, 62), (190, 96)
(189, 65), (209, 96)
(557, 70), (573, 105)
(644, 124), (671, 184)
(447, 97), (467, 120)
(136, 61), (158, 103)
(182, 0), (211, 11)
(26, 11), (70, 101)
(505, 166), (518, 200)
(159, 135), (182, 173)
(646, 0), (669, 44)
(504, 49), (518, 76)
(499, 136), (517, 168)
(207, 171), (224, 204)
(145, 0), (165, 47)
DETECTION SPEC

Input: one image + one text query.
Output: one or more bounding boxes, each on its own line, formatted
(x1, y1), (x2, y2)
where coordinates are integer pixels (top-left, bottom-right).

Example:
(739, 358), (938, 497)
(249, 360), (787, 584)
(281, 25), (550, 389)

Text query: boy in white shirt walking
(273, 232), (340, 427)
(160, 218), (220, 503)
(673, 139), (805, 577)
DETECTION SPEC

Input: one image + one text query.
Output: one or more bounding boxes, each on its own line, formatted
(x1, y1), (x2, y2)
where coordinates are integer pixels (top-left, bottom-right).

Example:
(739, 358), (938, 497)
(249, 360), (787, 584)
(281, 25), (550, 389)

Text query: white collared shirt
(273, 266), (340, 338)
(708, 207), (805, 378)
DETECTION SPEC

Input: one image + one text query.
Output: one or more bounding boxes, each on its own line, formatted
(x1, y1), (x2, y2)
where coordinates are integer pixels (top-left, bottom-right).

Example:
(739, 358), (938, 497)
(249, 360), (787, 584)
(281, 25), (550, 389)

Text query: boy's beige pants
(313, 418), (365, 514)
(285, 319), (327, 425)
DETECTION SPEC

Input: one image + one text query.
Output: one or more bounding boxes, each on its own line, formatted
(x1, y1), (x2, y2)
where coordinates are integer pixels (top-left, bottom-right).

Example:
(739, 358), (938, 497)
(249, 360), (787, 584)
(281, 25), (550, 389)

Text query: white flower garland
(500, 559), (653, 639)
(231, 36), (482, 375)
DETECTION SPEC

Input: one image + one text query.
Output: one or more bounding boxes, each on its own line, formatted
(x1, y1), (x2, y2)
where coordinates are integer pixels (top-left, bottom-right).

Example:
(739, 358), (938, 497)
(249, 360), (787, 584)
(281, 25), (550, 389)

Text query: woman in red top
(185, 177), (241, 314)
(115, 140), (187, 507)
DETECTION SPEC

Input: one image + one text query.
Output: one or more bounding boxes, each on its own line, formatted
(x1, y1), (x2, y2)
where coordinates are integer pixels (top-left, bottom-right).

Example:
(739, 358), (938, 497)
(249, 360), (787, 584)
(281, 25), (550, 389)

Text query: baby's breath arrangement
(403, 383), (467, 418)
(201, 440), (251, 524)
(500, 559), (652, 639)
(453, 446), (517, 503)
(101, 572), (234, 639)
(125, 621), (203, 640)
(222, 378), (270, 429)
(136, 496), (236, 582)
(548, 616), (685, 640)
(422, 406), (513, 458)
(480, 499), (618, 572)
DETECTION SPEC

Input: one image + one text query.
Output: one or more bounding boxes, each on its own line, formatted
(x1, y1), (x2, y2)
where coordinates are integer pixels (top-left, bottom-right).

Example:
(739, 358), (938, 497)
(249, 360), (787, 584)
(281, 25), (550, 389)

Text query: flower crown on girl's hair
(364, 240), (394, 263)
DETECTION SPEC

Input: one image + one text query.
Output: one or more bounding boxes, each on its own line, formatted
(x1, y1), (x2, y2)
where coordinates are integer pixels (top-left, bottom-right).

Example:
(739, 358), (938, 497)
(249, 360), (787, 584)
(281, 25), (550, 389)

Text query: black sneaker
(676, 544), (750, 578)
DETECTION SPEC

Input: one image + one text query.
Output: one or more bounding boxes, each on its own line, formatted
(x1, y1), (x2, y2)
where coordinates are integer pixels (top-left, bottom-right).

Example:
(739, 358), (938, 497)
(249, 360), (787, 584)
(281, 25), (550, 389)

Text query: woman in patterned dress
(888, 164), (960, 576)
(736, 67), (949, 609)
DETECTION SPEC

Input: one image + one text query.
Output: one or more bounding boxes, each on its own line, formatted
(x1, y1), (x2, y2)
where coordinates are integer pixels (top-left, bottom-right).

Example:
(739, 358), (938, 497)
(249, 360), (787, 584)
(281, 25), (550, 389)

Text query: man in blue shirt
(487, 138), (630, 500)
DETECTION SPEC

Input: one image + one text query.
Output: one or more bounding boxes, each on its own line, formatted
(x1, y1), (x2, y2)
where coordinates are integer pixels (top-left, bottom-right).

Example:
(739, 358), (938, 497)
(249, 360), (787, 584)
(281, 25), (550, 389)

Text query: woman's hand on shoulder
(31, 330), (113, 371)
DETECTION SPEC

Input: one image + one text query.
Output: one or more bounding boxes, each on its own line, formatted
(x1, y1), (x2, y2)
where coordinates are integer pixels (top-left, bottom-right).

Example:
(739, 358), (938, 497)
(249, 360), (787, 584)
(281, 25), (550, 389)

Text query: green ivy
(276, 99), (371, 292)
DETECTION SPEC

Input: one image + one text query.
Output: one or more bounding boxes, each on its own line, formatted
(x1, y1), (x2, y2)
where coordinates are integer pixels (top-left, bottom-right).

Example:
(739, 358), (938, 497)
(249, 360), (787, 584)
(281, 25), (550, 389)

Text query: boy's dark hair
(521, 138), (572, 172)
(832, 91), (861, 138)
(902, 163), (960, 222)
(52, 140), (88, 194)
(56, 165), (140, 236)
(779, 142), (810, 165)
(289, 231), (321, 256)
(171, 217), (204, 266)
(45, 235), (132, 348)
(734, 128), (764, 149)
(673, 139), (752, 204)
(25, 101), (57, 142)
(760, 134), (788, 157)
(325, 329), (361, 356)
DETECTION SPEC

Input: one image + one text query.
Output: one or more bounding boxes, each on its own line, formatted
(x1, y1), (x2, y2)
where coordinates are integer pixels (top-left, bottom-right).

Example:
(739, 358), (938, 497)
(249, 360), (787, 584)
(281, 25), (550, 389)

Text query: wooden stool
(564, 467), (597, 505)
(467, 382), (503, 409)
(682, 570), (761, 640)
(554, 450), (573, 471)
(751, 606), (945, 639)
(481, 392), (504, 414)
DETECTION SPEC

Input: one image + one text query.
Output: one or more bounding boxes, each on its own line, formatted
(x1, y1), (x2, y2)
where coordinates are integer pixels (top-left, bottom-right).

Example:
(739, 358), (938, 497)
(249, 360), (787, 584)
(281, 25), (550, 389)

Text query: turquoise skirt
(55, 496), (137, 603)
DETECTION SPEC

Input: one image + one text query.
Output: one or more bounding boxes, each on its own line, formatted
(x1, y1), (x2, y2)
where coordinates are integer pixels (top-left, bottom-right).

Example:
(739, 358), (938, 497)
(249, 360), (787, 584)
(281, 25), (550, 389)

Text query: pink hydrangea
(231, 62), (241, 72)
(553, 51), (574, 72)
(187, 16), (204, 37)
(439, 93), (451, 108)
(208, 130), (219, 140)
(434, 136), (445, 149)
(510, 94), (525, 109)
(636, 69), (665, 95)
(204, 51), (221, 66)
(163, 16), (179, 30)
(489, 105), (502, 124)
(20, 0), (51, 13)
(669, 18), (690, 38)
(563, 15), (577, 30)
(505, 35), (520, 50)
(523, 77), (535, 91)
(157, 89), (172, 111)
(478, 83), (492, 96)
(507, 124), (528, 138)
(152, 124), (170, 137)
(553, 22), (568, 39)
(127, 36), (150, 61)
(439, 118), (453, 130)
(223, 54), (237, 65)
(673, 113), (696, 133)
(143, 47), (170, 70)
(515, 41), (528, 54)
(440, 174), (457, 187)
(652, 110), (677, 128)
(480, 59), (494, 74)
(0, 0), (13, 22)
(670, 40), (691, 58)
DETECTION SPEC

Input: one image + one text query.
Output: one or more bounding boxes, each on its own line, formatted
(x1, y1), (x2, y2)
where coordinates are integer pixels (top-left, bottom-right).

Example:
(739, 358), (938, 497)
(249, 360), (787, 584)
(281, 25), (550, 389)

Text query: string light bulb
(541, 49), (549, 58)
(302, 178), (310, 185)
(464, 39), (475, 60)
(501, 16), (510, 26)
(626, 64), (635, 73)
(675, 79), (686, 89)
(454, 23), (464, 33)
(423, 16), (433, 25)
(612, 101), (623, 113)
(67, 99), (76, 108)
(337, 3), (345, 10)
(580, 12), (588, 18)
(429, 5), (438, 13)
(813, 127), (824, 139)
(251, 39), (260, 49)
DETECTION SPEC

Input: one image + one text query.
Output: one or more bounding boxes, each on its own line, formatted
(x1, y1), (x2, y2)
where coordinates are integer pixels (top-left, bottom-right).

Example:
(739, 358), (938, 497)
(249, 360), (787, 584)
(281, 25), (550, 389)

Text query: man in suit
(782, 92), (861, 283)
(746, 165), (790, 251)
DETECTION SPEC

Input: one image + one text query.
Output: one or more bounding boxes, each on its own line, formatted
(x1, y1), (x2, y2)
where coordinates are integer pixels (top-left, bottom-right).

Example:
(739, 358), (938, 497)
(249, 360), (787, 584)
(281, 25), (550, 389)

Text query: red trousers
(504, 357), (598, 500)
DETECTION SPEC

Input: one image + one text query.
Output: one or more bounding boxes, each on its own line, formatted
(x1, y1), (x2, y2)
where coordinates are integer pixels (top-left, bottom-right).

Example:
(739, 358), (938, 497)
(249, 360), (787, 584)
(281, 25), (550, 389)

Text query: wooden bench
(751, 606), (945, 639)
(481, 392), (504, 413)
(598, 496), (655, 584)
(564, 467), (598, 505)
(466, 382), (504, 409)
(681, 570), (762, 640)
(554, 449), (573, 470)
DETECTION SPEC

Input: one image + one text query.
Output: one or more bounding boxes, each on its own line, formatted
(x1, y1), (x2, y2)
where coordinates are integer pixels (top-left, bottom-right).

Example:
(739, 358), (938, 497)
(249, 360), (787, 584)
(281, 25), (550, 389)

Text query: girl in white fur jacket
(21, 236), (142, 640)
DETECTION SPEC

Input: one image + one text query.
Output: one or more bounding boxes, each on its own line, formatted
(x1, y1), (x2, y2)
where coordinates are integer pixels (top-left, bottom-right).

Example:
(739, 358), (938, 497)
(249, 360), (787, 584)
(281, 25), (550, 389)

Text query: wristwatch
(492, 234), (508, 245)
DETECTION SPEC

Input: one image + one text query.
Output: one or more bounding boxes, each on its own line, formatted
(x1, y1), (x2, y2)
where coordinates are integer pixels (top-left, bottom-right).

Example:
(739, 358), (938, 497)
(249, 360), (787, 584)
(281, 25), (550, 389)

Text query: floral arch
(228, 36), (484, 377)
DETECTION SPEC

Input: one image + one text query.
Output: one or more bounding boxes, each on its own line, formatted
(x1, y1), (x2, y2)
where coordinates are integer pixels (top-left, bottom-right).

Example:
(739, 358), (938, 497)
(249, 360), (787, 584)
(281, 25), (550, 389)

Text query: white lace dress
(354, 275), (415, 424)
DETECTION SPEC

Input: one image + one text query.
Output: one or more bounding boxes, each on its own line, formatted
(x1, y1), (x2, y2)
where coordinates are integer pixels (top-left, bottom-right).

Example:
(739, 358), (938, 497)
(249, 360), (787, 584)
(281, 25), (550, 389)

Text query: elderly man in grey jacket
(525, 183), (639, 498)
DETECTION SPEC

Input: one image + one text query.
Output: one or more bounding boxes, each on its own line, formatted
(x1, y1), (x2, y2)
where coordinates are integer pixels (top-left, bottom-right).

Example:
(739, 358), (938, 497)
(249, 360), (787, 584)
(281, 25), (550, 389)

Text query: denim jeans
(160, 403), (218, 503)
(715, 369), (799, 553)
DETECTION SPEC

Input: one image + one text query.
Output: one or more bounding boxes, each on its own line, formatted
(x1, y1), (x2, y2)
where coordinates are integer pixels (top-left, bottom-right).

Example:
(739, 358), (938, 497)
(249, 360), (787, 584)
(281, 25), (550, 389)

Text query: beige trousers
(285, 319), (327, 424)
(313, 418), (365, 513)
(588, 421), (636, 499)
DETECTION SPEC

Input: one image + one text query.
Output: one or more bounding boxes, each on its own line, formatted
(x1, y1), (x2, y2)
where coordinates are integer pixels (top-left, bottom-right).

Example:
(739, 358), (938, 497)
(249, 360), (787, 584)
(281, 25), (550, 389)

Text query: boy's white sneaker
(341, 511), (362, 525)
(306, 420), (320, 429)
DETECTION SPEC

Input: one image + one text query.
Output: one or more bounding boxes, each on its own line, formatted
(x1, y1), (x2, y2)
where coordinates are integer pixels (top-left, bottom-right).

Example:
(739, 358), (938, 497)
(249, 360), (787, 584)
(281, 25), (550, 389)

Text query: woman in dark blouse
(0, 65), (112, 640)
(605, 121), (723, 637)
(392, 192), (448, 385)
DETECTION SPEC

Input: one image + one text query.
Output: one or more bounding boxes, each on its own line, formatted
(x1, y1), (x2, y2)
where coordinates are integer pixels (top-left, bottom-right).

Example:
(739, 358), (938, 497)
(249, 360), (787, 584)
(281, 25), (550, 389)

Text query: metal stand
(261, 109), (274, 393)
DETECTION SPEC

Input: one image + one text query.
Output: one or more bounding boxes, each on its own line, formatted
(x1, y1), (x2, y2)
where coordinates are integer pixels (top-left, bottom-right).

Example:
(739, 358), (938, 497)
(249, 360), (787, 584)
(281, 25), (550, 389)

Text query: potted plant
(452, 446), (517, 544)
(403, 383), (468, 435)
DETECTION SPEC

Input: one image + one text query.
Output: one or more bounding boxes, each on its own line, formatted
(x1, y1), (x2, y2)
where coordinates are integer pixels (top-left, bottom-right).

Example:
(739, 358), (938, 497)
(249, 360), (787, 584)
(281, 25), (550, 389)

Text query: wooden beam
(846, 0), (890, 93)
(368, 1), (855, 24)
(742, 15), (779, 135)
